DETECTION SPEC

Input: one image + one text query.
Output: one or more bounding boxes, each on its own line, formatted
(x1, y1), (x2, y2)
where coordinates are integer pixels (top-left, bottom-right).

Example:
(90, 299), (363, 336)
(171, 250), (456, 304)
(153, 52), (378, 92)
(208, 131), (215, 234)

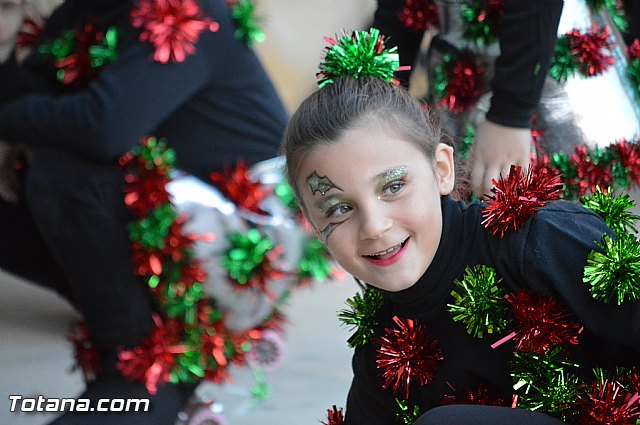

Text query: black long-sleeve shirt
(0, 0), (287, 181)
(345, 196), (640, 424)
(373, 0), (564, 128)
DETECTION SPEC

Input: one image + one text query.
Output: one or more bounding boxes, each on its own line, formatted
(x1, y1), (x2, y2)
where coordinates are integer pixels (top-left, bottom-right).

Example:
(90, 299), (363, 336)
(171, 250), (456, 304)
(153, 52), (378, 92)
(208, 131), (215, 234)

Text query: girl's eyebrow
(372, 166), (408, 185)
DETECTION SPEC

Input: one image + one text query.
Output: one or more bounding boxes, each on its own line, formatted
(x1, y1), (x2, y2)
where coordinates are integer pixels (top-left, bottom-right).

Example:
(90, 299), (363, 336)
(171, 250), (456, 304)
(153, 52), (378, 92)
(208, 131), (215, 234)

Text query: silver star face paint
(306, 171), (342, 196)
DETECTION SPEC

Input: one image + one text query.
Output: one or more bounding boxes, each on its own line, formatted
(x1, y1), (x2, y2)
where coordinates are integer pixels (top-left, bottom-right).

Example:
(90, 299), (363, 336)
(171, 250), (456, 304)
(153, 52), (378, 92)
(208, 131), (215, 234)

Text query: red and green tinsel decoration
(460, 0), (503, 47)
(585, 0), (629, 34)
(447, 264), (509, 338)
(395, 399), (422, 425)
(130, 0), (219, 64)
(227, 0), (265, 47)
(481, 164), (563, 238)
(540, 136), (640, 199)
(629, 39), (640, 103)
(316, 28), (405, 88)
(376, 316), (443, 399)
(397, 0), (440, 33)
(338, 287), (384, 348)
(222, 228), (284, 296)
(210, 161), (269, 215)
(431, 51), (486, 113)
(38, 24), (119, 87)
(550, 25), (615, 83)
(117, 136), (242, 392)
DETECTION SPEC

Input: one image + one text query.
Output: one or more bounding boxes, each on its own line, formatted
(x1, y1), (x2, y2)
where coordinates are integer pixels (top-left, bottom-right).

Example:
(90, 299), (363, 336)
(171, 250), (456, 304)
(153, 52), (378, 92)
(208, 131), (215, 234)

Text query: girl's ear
(433, 143), (455, 195)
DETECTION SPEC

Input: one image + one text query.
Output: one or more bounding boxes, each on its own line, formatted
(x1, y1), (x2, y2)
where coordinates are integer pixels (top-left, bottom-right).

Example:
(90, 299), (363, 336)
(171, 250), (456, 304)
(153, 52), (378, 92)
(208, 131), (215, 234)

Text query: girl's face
(297, 124), (455, 292)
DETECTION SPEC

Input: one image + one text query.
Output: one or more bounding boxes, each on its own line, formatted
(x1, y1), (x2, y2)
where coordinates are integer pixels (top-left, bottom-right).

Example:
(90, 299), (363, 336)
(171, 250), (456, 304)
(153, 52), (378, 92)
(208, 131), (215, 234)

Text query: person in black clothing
(0, 0), (287, 424)
(281, 75), (640, 424)
(373, 0), (564, 198)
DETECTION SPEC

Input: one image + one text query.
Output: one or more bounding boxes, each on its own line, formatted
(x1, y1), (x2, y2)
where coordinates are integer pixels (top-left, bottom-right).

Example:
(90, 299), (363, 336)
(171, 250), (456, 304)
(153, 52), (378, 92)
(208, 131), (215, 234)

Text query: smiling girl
(281, 63), (640, 423)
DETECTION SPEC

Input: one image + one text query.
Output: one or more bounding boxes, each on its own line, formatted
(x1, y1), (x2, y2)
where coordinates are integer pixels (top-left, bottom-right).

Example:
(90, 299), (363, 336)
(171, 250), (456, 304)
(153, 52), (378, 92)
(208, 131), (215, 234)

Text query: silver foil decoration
(167, 156), (310, 333)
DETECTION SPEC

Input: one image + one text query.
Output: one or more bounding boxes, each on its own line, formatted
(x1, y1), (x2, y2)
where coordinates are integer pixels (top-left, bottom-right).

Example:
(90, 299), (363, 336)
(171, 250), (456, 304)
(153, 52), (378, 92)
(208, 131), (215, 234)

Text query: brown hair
(281, 76), (458, 201)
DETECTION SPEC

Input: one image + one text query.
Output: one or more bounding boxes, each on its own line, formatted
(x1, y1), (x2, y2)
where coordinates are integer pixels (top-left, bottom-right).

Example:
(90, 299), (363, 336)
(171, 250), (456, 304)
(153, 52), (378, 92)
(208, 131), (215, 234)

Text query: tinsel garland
(541, 136), (640, 200)
(316, 28), (404, 88)
(226, 0), (265, 47)
(550, 25), (615, 83)
(38, 24), (119, 87)
(130, 0), (220, 63)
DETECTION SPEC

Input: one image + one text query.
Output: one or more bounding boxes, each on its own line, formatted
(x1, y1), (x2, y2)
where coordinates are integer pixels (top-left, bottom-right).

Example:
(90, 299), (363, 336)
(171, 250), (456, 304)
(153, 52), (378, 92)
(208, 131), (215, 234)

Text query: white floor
(0, 270), (357, 425)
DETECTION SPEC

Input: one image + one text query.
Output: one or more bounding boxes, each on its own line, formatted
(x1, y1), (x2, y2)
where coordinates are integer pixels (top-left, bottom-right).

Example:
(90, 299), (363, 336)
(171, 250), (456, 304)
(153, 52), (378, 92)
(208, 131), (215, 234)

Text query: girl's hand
(469, 120), (531, 198)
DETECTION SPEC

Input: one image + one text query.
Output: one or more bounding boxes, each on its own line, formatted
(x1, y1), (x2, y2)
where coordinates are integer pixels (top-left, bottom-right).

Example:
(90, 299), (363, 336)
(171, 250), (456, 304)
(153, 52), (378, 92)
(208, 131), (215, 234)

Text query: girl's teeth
(372, 244), (400, 257)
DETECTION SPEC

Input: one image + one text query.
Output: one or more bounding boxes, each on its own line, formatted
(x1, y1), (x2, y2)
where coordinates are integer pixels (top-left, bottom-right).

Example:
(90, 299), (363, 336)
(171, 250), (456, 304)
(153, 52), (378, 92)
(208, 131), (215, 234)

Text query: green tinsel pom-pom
(511, 348), (581, 418)
(134, 136), (176, 172)
(580, 187), (639, 236)
(395, 399), (422, 425)
(128, 203), (178, 249)
(274, 182), (299, 214)
(447, 265), (508, 338)
(222, 229), (274, 285)
(338, 288), (383, 347)
(549, 35), (578, 83)
(88, 27), (119, 68)
(585, 0), (628, 33)
(459, 124), (476, 159)
(584, 234), (640, 305)
(317, 28), (400, 88)
(230, 0), (266, 47)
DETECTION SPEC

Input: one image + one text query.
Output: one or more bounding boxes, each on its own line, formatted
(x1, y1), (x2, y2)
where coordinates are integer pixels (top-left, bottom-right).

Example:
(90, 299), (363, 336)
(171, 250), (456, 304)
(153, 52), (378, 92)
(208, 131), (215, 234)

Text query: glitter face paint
(376, 166), (408, 195)
(306, 170), (343, 196)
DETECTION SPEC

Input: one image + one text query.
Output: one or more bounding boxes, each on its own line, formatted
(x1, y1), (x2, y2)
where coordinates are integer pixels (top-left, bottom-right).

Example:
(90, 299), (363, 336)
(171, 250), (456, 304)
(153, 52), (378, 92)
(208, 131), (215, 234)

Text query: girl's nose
(358, 203), (393, 240)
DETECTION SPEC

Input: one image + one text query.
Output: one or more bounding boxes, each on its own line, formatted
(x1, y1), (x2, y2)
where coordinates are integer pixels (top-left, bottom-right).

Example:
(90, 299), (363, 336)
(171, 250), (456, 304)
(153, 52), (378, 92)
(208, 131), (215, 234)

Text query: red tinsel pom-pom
(398, 0), (440, 32)
(569, 145), (614, 197)
(16, 17), (44, 48)
(210, 161), (269, 214)
(614, 138), (640, 187)
(69, 321), (101, 383)
(376, 316), (443, 399)
(630, 39), (640, 60)
(131, 0), (219, 63)
(321, 405), (345, 425)
(482, 164), (563, 238)
(116, 315), (186, 394)
(442, 384), (509, 407)
(566, 25), (615, 77)
(440, 53), (485, 113)
(506, 290), (582, 354)
(574, 375), (640, 424)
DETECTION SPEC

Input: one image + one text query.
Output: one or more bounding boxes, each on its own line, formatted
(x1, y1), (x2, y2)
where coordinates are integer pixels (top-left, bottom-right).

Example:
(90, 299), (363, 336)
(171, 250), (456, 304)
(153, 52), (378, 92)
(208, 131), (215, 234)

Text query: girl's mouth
(363, 237), (409, 266)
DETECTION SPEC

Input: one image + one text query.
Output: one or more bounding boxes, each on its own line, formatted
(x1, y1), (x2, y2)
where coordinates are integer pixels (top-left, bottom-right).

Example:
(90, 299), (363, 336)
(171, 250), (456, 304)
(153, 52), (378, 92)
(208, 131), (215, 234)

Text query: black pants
(415, 405), (566, 425)
(0, 148), (153, 350)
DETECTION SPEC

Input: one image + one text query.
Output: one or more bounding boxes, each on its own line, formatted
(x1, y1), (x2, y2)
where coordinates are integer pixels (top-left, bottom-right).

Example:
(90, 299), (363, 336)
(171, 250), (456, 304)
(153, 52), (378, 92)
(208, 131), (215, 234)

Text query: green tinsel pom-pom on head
(338, 288), (384, 348)
(447, 265), (508, 338)
(584, 234), (640, 305)
(316, 28), (400, 88)
(580, 186), (639, 236)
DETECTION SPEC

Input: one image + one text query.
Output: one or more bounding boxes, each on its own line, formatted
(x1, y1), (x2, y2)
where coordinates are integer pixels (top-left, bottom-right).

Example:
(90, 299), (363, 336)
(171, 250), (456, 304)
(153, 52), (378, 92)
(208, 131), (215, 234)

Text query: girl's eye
(326, 203), (352, 218)
(382, 180), (405, 196)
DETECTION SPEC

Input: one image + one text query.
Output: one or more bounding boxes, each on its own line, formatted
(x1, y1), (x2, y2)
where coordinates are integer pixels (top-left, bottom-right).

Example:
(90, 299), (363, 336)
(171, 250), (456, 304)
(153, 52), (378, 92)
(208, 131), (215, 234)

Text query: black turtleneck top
(344, 196), (640, 424)
(0, 0), (287, 181)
